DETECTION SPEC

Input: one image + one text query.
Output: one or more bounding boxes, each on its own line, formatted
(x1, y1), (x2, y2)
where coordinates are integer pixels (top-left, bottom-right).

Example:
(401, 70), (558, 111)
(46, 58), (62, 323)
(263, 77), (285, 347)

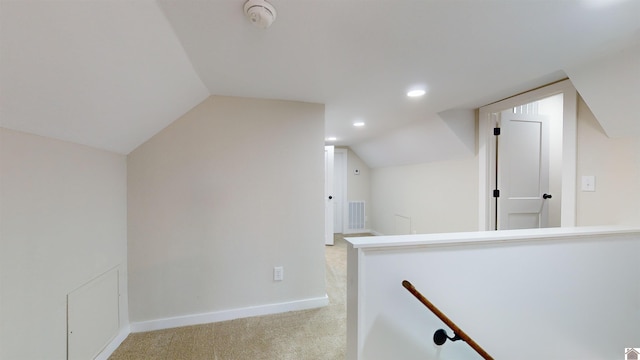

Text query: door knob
(328, 195), (333, 200)
(543, 194), (552, 199)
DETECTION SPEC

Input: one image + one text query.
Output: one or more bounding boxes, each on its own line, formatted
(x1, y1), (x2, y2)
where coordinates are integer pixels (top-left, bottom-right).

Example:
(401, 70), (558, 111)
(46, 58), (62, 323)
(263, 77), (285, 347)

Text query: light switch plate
(274, 266), (284, 281)
(581, 175), (595, 192)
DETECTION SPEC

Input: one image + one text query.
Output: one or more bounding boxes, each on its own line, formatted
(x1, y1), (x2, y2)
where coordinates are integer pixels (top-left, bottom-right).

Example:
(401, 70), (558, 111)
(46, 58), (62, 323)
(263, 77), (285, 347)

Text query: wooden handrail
(402, 280), (494, 360)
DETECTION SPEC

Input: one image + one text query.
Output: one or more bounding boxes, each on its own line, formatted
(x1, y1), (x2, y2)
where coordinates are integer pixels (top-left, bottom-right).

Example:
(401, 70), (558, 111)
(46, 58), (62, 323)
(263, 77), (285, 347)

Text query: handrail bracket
(402, 280), (494, 360)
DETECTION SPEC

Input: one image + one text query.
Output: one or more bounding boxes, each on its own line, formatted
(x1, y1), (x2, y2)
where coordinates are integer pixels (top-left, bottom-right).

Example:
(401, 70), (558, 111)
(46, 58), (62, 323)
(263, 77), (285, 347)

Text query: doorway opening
(478, 80), (577, 231)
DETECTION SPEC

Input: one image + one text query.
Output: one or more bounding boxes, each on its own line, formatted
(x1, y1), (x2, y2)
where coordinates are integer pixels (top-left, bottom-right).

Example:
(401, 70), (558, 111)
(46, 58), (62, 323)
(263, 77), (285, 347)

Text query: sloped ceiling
(565, 41), (640, 138)
(0, 0), (209, 153)
(1, 0), (639, 166)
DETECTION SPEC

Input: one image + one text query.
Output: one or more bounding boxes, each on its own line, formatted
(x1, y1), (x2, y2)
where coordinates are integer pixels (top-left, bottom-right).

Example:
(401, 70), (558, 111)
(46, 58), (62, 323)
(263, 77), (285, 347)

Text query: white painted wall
(346, 227), (640, 360)
(370, 156), (479, 235)
(438, 108), (476, 154)
(576, 96), (640, 226)
(127, 96), (327, 328)
(0, 128), (128, 360)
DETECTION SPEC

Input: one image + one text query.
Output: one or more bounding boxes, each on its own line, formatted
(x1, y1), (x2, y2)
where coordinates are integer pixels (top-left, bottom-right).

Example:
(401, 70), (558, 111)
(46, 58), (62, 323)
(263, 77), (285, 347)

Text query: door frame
(324, 145), (334, 245)
(478, 79), (577, 231)
(333, 148), (348, 234)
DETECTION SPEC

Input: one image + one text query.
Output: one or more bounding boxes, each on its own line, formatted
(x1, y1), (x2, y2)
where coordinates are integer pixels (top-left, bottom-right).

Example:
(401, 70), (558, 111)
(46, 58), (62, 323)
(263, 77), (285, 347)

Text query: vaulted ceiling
(1, 0), (639, 167)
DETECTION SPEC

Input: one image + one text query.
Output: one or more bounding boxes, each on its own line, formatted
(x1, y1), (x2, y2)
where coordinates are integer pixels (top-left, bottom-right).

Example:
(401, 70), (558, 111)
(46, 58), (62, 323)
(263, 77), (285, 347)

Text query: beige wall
(127, 96), (326, 324)
(0, 128), (128, 359)
(576, 96), (640, 226)
(2, 90), (636, 358)
(370, 155), (479, 235)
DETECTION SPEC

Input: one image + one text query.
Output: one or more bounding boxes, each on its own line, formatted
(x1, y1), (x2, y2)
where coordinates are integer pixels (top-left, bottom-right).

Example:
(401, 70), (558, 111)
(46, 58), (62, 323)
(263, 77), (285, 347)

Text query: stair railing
(402, 280), (494, 360)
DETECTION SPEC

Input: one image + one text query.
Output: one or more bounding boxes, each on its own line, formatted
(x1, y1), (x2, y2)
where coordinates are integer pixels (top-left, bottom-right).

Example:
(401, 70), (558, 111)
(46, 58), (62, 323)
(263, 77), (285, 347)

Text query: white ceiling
(2, 0), (639, 166)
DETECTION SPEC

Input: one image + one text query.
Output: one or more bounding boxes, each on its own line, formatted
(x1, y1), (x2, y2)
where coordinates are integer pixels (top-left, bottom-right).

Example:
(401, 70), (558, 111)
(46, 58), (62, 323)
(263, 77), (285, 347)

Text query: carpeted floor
(108, 234), (360, 360)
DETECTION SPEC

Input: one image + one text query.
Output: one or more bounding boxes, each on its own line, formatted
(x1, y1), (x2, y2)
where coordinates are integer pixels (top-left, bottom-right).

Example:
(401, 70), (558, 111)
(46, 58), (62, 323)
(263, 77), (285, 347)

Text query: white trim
(478, 79), (577, 230)
(335, 148), (348, 234)
(478, 110), (493, 231)
(560, 87), (577, 227)
(94, 326), (130, 360)
(343, 228), (372, 235)
(129, 295), (329, 333)
(325, 146), (335, 245)
(345, 225), (640, 250)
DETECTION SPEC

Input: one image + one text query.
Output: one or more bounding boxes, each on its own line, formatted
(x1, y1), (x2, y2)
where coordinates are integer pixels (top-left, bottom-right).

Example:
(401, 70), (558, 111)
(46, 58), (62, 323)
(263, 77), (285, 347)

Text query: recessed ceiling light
(353, 122), (365, 127)
(407, 89), (426, 97)
(325, 137), (337, 141)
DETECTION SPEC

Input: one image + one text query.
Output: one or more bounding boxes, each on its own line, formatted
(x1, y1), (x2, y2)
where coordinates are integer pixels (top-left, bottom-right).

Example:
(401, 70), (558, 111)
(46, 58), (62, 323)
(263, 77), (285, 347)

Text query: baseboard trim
(370, 230), (384, 236)
(130, 295), (329, 333)
(94, 325), (130, 360)
(343, 228), (373, 235)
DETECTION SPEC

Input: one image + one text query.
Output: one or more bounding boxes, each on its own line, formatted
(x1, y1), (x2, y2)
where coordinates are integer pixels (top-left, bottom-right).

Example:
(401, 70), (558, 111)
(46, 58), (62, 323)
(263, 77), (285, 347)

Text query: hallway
(108, 234), (354, 359)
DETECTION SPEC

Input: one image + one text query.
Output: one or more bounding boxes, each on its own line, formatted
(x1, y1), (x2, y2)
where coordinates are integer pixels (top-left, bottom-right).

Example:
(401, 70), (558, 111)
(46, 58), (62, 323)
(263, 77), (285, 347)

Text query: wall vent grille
(348, 201), (365, 231)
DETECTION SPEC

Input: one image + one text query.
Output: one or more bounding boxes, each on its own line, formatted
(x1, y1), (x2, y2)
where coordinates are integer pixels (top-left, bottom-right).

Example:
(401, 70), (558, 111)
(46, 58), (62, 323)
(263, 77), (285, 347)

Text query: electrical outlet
(273, 266), (284, 281)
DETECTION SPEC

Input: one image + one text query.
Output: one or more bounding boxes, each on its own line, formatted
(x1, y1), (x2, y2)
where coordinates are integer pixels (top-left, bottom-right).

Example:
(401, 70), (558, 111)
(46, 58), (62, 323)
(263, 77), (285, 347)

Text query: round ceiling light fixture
(407, 89), (426, 98)
(244, 0), (277, 29)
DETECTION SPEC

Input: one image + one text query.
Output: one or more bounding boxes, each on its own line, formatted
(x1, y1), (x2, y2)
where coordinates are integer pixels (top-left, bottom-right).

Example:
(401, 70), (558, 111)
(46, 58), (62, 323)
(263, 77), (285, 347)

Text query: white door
(497, 110), (550, 230)
(324, 146), (334, 245)
(478, 79), (577, 231)
(333, 149), (347, 233)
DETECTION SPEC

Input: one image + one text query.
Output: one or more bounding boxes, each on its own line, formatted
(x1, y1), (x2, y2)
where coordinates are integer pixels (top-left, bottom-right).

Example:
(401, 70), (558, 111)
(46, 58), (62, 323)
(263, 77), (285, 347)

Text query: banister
(402, 280), (494, 360)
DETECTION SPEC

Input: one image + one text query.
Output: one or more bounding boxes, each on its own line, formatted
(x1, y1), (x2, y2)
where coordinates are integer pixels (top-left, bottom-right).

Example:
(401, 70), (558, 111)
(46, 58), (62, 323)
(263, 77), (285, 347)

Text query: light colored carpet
(109, 234), (363, 360)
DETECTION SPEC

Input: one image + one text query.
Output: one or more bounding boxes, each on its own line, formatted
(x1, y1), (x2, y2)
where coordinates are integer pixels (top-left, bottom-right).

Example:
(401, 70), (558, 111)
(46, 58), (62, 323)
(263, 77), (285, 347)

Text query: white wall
(127, 96), (327, 328)
(370, 156), (478, 235)
(0, 128), (128, 360)
(347, 227), (640, 360)
(576, 96), (640, 226)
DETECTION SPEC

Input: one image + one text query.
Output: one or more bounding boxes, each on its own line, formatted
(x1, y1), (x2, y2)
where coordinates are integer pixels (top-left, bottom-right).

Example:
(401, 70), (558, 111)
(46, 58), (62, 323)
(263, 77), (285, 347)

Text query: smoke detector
(244, 0), (277, 29)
